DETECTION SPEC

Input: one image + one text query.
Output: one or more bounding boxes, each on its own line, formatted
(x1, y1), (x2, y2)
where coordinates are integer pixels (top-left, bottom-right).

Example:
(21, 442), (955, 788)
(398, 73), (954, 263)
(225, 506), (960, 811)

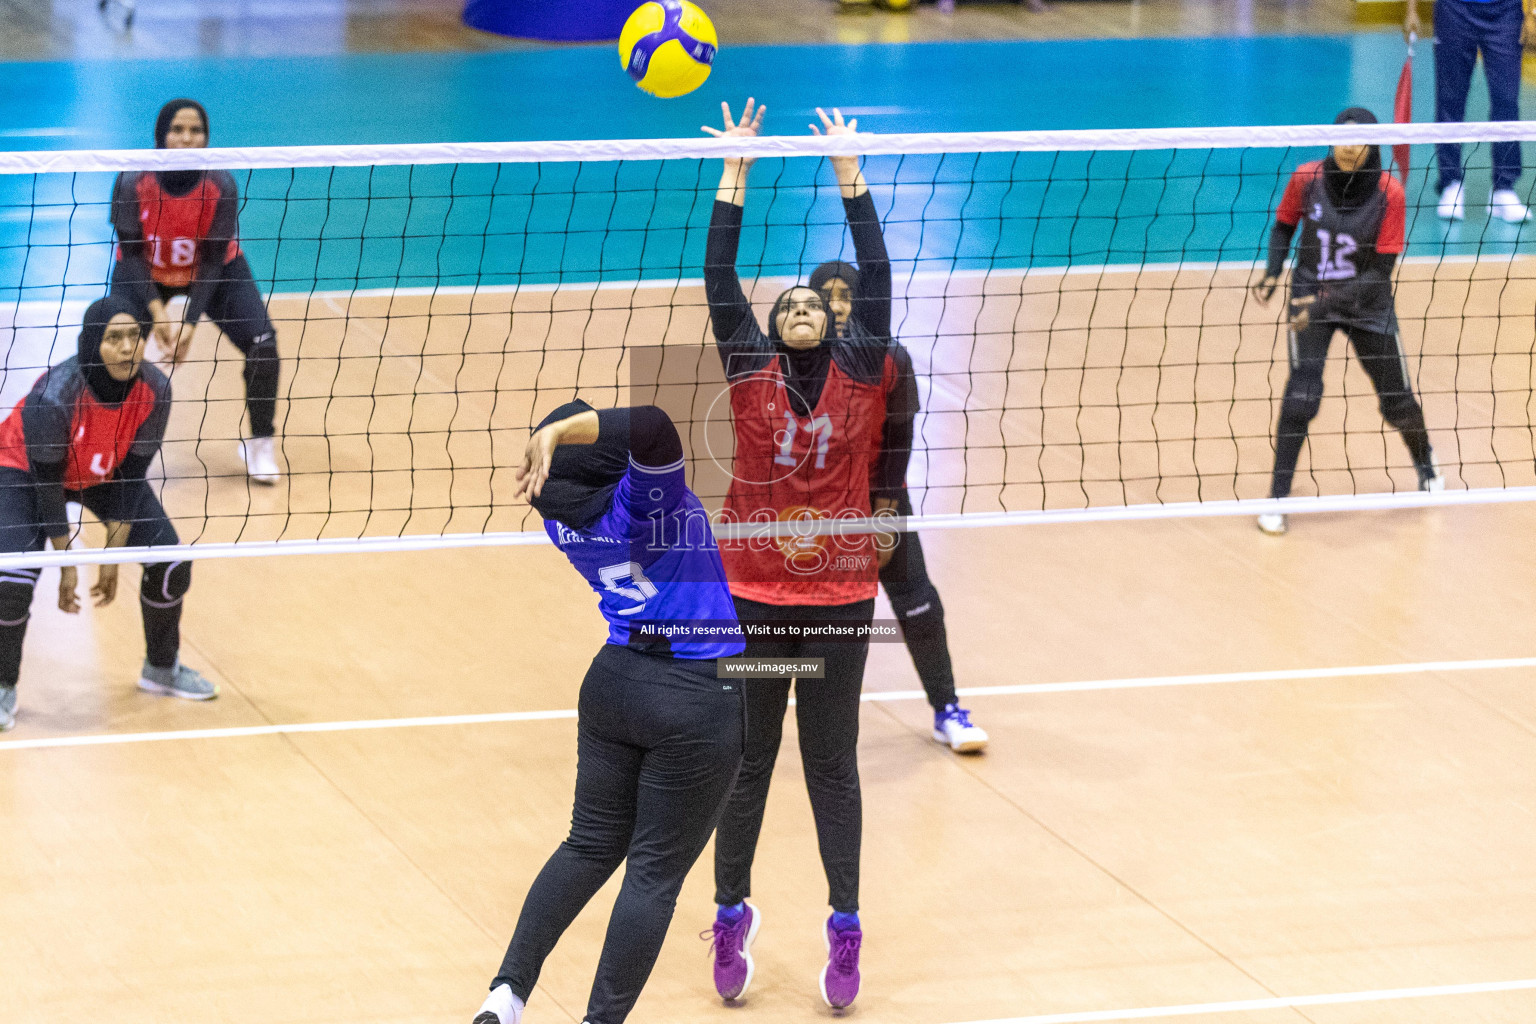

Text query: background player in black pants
(1250, 107), (1441, 536)
(809, 260), (988, 753)
(0, 295), (214, 731)
(474, 402), (744, 1024)
(701, 100), (913, 1011)
(109, 98), (282, 484)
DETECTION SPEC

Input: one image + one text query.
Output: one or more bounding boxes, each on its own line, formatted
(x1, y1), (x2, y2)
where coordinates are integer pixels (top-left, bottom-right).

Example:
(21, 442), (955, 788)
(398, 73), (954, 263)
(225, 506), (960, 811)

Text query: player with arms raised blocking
(109, 98), (282, 484)
(474, 402), (744, 1024)
(700, 100), (917, 1011)
(1251, 106), (1441, 536)
(0, 296), (214, 732)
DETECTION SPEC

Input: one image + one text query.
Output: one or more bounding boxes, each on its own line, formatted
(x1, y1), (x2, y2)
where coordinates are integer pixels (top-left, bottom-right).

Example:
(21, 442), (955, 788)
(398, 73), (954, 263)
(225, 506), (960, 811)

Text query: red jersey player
(1250, 106), (1441, 536)
(701, 101), (916, 1011)
(0, 295), (214, 732)
(109, 99), (282, 484)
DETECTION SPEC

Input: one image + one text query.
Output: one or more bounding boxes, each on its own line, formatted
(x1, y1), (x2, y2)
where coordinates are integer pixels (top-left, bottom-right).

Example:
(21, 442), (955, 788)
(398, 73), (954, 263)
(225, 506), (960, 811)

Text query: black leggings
(112, 253), (281, 438)
(714, 596), (873, 915)
(0, 468), (188, 686)
(493, 644), (742, 1024)
(878, 491), (957, 711)
(1270, 320), (1434, 499)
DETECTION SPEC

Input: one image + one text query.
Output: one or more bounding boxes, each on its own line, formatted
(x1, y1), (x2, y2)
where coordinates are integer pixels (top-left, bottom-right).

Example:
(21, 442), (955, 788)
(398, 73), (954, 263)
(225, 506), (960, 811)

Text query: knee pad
(1280, 380), (1324, 427)
(243, 333), (280, 393)
(242, 331), (278, 366)
(887, 580), (943, 625)
(0, 573), (38, 627)
(141, 559), (191, 609)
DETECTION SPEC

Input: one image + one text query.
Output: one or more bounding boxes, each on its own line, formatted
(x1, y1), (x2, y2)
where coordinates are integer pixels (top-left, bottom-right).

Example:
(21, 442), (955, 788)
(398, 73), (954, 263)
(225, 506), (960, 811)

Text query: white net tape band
(7, 487), (1533, 571)
(3, 120), (1534, 175)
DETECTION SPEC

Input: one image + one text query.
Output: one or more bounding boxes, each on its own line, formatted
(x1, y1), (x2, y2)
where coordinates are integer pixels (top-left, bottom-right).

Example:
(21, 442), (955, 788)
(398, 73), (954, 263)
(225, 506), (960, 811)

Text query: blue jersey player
(475, 401), (745, 1024)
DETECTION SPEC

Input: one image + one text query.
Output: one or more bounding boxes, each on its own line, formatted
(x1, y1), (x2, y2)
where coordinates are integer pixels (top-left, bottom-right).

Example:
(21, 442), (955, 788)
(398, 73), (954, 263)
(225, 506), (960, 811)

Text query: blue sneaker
(933, 703), (987, 752)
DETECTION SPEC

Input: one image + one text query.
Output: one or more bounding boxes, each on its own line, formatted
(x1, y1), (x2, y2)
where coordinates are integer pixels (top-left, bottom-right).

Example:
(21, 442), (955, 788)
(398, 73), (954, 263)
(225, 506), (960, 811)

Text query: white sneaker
(1489, 188), (1532, 223)
(0, 685), (16, 732)
(238, 435), (281, 485)
(1437, 182), (1465, 221)
(933, 703), (988, 752)
(474, 984), (522, 1024)
(138, 660), (218, 701)
(1418, 456), (1445, 492)
(1257, 513), (1287, 536)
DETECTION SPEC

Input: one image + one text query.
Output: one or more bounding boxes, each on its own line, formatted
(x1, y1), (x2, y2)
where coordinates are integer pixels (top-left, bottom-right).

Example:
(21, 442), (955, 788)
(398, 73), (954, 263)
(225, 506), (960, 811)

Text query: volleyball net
(3, 121), (1536, 569)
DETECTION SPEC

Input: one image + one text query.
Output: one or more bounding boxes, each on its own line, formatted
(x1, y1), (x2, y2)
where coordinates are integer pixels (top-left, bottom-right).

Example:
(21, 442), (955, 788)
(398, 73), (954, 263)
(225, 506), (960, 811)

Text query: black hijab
(154, 98), (209, 197)
(77, 294), (151, 405)
(1324, 106), (1383, 210)
(527, 400), (629, 530)
(765, 286), (833, 416)
(808, 261), (859, 303)
(809, 260), (860, 339)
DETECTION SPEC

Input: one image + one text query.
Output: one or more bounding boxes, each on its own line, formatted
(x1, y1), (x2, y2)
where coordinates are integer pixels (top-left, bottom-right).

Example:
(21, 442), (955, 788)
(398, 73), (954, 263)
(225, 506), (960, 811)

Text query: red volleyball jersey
(0, 358), (170, 490)
(720, 354), (898, 606)
(113, 171), (241, 290)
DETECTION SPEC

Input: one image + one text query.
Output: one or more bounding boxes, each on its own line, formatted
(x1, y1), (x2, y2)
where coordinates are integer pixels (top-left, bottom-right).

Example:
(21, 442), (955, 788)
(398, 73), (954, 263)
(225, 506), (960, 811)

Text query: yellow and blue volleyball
(619, 1), (717, 99)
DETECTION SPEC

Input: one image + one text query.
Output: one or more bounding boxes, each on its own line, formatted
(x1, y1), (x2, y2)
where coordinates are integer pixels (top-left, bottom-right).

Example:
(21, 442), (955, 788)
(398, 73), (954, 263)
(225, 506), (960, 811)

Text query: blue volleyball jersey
(545, 454), (745, 659)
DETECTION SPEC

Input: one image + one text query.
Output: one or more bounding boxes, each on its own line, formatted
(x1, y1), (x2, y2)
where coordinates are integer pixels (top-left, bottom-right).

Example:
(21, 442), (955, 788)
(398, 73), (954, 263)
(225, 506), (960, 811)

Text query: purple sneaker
(709, 902), (760, 1001)
(819, 917), (862, 1009)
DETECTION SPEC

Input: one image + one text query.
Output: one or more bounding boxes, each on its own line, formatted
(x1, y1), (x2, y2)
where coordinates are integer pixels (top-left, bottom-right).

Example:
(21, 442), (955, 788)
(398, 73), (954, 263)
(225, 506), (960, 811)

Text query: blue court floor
(2, 33), (1533, 303)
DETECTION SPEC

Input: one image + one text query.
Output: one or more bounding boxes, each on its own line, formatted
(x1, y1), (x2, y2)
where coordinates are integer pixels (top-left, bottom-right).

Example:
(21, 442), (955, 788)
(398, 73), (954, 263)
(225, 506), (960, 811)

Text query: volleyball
(619, 0), (717, 99)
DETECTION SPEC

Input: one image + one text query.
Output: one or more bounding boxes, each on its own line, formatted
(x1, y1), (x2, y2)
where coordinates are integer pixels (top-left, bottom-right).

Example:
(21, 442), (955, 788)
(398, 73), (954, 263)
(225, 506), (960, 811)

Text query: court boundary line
(8, 252), (1526, 317)
(2, 654), (1531, 752)
(947, 976), (1536, 1024)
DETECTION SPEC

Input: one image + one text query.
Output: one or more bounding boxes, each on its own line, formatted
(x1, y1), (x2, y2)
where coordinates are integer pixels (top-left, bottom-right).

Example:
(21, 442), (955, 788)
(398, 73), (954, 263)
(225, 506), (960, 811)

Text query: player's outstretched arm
(703, 101), (765, 347)
(812, 108), (868, 200)
(703, 98), (764, 207)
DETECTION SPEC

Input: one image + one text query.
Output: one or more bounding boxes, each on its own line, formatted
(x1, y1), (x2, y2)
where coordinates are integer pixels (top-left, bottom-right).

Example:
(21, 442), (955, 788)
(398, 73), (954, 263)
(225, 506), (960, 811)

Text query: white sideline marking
(0, 128), (81, 138)
(1, 655), (1531, 752)
(0, 708), (579, 751)
(948, 976), (1536, 1024)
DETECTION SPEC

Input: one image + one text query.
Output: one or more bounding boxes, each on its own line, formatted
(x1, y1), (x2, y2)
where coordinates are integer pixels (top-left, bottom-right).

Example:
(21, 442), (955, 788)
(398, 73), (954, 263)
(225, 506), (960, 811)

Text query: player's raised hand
(814, 108), (867, 196)
(513, 424), (562, 503)
(811, 107), (859, 140)
(704, 98), (766, 169)
(703, 97), (765, 139)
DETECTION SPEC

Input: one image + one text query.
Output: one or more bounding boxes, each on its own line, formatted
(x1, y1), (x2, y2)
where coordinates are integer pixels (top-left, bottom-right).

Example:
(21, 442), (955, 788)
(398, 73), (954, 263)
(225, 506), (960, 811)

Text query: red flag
(1393, 38), (1414, 185)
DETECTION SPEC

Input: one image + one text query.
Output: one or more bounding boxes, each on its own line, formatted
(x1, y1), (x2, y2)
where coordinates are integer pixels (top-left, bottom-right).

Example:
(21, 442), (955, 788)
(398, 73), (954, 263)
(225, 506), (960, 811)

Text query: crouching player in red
(0, 295), (214, 731)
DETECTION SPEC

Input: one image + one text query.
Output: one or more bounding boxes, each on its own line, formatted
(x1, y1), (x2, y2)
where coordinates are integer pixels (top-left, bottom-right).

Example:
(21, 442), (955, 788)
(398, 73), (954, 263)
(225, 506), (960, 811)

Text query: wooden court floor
(5, 267), (1536, 1022)
(4, 499), (1536, 1024)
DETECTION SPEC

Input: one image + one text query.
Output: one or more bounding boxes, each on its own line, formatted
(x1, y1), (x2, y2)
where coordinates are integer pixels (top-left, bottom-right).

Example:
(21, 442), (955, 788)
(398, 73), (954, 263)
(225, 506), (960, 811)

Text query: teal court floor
(3, 33), (1536, 304)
